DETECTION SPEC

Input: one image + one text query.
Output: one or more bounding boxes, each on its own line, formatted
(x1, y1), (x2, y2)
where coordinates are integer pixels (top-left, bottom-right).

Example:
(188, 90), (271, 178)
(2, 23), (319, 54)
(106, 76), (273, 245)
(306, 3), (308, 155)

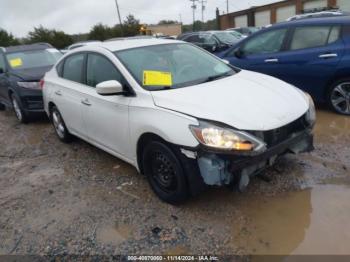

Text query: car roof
(275, 15), (350, 27)
(2, 43), (53, 54)
(95, 38), (184, 52)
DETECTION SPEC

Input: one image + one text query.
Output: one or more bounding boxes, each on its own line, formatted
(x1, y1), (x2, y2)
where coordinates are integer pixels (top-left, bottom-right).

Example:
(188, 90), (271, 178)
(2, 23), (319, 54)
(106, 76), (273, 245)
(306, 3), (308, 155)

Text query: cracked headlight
(305, 93), (316, 127)
(190, 121), (266, 152)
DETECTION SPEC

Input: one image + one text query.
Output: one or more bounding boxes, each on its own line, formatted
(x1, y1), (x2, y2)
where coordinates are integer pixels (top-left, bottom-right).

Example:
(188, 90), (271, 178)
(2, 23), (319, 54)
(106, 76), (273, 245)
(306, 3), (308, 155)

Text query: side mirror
(96, 80), (124, 96)
(234, 48), (244, 59)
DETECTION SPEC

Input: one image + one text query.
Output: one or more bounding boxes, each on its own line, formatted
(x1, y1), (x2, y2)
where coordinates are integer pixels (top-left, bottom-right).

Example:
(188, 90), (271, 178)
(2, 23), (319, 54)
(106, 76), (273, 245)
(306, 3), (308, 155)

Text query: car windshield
(214, 32), (240, 43)
(115, 43), (236, 91)
(6, 49), (62, 70)
(228, 30), (244, 39)
(248, 27), (260, 33)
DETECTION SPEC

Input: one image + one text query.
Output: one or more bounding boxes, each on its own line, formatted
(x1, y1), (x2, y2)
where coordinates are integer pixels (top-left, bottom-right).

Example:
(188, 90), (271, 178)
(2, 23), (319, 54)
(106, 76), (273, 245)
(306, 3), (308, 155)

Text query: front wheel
(328, 80), (350, 115)
(50, 106), (72, 143)
(142, 141), (190, 204)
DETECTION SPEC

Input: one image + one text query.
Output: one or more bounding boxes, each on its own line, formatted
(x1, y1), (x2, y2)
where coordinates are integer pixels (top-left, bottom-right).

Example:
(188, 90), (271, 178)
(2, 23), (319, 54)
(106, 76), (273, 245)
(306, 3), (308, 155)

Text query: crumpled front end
(181, 114), (314, 193)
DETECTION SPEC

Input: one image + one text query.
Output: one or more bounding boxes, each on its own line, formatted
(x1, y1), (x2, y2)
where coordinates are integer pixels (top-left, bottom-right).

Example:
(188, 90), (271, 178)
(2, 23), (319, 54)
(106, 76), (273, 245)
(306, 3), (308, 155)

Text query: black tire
(50, 106), (72, 143)
(327, 79), (350, 115)
(10, 93), (29, 123)
(142, 141), (190, 204)
(0, 103), (5, 111)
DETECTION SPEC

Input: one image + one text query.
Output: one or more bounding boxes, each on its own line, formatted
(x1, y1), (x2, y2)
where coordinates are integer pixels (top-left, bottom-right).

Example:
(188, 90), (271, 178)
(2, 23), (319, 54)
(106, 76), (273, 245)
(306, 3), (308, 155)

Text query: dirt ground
(0, 107), (349, 256)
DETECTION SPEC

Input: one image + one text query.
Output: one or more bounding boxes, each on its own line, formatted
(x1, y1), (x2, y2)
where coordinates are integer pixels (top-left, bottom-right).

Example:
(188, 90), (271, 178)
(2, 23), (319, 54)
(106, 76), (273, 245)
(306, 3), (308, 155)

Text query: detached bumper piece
(197, 130), (313, 192)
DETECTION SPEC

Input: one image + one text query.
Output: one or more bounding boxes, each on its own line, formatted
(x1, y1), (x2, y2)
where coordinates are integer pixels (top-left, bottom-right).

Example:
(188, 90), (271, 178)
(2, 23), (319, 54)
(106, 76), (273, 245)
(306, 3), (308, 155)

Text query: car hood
(11, 66), (52, 81)
(151, 70), (309, 131)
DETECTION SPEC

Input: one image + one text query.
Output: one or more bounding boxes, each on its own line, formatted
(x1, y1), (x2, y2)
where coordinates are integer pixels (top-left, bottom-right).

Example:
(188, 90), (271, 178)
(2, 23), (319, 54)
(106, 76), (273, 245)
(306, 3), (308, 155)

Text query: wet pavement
(0, 108), (349, 256)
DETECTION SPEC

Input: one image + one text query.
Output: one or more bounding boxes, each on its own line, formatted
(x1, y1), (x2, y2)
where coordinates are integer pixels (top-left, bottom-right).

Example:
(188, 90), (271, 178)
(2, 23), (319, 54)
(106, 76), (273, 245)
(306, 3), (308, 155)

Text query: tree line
(0, 14), (141, 49)
(0, 14), (218, 49)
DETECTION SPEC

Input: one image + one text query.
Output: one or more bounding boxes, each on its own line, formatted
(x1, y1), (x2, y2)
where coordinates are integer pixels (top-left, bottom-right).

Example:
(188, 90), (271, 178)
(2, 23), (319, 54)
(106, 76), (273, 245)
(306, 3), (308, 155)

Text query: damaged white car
(43, 39), (315, 204)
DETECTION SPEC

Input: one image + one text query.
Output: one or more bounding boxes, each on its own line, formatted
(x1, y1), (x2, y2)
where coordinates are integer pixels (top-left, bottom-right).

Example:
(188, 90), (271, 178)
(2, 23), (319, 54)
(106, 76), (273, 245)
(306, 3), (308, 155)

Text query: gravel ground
(0, 108), (349, 257)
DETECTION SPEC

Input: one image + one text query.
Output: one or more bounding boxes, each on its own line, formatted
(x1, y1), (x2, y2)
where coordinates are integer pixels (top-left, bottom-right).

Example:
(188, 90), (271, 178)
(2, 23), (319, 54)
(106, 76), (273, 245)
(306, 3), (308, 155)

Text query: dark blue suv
(221, 16), (350, 115)
(0, 43), (62, 122)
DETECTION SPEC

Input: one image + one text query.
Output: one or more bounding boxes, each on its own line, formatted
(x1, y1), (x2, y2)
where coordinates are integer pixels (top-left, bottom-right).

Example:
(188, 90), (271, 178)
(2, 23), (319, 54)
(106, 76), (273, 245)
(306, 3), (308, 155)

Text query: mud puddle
(313, 109), (350, 144)
(232, 184), (350, 255)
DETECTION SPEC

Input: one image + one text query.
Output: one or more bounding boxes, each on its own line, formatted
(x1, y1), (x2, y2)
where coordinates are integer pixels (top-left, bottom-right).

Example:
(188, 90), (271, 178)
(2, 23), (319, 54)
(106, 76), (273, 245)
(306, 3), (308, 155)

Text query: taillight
(40, 79), (45, 89)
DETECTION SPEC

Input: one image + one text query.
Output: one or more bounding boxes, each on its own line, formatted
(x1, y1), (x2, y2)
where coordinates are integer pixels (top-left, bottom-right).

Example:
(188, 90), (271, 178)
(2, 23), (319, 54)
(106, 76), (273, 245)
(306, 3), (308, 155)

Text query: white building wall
(235, 15), (248, 27)
(276, 5), (296, 22)
(255, 10), (271, 27)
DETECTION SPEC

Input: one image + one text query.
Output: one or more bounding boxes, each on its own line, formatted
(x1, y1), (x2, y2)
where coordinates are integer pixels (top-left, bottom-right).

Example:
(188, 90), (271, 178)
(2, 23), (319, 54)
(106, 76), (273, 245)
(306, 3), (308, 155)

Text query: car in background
(287, 10), (350, 21)
(105, 36), (154, 42)
(177, 31), (243, 54)
(220, 16), (350, 115)
(62, 41), (102, 53)
(0, 43), (62, 122)
(227, 30), (246, 39)
(226, 27), (260, 37)
(43, 39), (315, 204)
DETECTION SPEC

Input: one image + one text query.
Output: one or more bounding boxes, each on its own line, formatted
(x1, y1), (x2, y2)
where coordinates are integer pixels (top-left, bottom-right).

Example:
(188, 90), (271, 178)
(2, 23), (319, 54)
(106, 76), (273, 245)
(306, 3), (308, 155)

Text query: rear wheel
(11, 94), (28, 123)
(142, 141), (190, 204)
(51, 106), (72, 143)
(328, 80), (350, 115)
(0, 103), (5, 111)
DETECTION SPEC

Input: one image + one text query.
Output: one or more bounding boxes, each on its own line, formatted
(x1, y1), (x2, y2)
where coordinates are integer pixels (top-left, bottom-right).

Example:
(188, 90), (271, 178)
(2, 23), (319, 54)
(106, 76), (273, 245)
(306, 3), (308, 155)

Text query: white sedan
(43, 39), (315, 204)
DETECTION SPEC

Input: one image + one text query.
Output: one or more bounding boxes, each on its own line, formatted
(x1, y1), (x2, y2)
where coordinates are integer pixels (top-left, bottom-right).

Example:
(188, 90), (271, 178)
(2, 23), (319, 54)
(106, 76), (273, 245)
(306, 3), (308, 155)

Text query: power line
(114, 0), (124, 36)
(189, 0), (198, 31)
(199, 0), (207, 22)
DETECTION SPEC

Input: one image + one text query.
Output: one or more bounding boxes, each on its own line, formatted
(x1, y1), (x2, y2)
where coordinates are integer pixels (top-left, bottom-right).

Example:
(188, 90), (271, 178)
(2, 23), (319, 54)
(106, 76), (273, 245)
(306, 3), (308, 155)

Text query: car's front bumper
(177, 129), (314, 194)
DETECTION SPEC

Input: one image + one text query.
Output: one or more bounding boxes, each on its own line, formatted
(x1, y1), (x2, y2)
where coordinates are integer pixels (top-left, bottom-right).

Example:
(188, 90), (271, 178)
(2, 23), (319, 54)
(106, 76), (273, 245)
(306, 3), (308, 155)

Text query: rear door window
(184, 34), (200, 43)
(62, 53), (85, 83)
(242, 28), (288, 55)
(86, 53), (122, 87)
(290, 26), (341, 50)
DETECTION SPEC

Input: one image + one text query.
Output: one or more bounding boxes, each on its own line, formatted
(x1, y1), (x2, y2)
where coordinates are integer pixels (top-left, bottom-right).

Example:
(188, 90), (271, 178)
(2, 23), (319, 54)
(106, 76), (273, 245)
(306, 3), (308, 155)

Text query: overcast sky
(0, 0), (278, 37)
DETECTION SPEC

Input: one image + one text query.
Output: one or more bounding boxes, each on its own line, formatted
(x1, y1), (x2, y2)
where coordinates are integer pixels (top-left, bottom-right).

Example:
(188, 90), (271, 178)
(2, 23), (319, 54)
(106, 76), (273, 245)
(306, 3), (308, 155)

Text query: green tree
(182, 18), (218, 33)
(27, 26), (73, 49)
(123, 15), (140, 36)
(27, 26), (53, 43)
(0, 29), (20, 46)
(158, 20), (178, 25)
(51, 31), (74, 49)
(88, 23), (113, 41)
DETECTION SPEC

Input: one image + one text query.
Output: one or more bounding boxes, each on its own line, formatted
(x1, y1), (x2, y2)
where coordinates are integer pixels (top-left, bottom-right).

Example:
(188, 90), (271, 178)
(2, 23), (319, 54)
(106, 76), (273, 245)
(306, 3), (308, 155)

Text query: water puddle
(232, 185), (350, 255)
(314, 110), (350, 144)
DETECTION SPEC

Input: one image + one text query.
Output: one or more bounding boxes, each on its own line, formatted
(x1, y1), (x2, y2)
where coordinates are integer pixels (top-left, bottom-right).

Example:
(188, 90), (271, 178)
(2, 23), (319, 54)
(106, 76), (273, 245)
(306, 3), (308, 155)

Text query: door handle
(81, 99), (91, 106)
(319, 53), (338, 59)
(265, 58), (279, 63)
(54, 90), (62, 96)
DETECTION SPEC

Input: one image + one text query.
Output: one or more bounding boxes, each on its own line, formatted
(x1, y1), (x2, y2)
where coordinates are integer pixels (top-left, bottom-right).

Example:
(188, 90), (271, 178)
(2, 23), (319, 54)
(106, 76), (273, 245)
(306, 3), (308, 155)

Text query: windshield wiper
(201, 71), (233, 84)
(148, 86), (172, 91)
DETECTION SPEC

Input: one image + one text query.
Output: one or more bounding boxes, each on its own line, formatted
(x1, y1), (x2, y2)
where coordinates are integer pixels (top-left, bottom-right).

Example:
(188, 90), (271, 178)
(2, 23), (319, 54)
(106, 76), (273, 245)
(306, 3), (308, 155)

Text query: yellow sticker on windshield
(9, 58), (23, 68)
(143, 71), (172, 86)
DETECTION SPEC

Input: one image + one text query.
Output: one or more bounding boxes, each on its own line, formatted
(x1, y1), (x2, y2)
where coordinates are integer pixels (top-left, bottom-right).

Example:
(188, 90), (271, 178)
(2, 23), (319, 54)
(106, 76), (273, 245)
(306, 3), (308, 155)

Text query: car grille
(250, 114), (309, 148)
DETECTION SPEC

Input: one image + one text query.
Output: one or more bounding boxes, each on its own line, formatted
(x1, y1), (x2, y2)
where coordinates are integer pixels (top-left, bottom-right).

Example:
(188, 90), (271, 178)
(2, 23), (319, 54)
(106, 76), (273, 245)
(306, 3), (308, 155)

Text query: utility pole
(226, 0), (229, 14)
(190, 0), (198, 31)
(199, 0), (207, 23)
(114, 0), (124, 36)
